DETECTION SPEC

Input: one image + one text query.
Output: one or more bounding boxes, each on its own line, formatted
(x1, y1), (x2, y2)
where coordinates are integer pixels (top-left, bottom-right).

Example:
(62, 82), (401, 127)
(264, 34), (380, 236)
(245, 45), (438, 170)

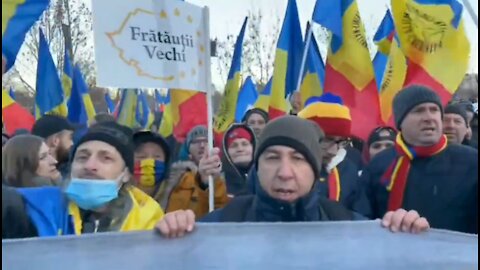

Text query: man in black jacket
(443, 104), (471, 146)
(359, 85), (478, 234)
(156, 116), (430, 238)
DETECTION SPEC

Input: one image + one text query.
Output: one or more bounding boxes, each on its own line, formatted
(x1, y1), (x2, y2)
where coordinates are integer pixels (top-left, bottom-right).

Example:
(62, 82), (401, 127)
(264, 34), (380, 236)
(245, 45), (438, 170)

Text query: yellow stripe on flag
(270, 50), (289, 113)
(379, 38), (407, 123)
(392, 0), (470, 93)
(327, 1), (374, 90)
(214, 72), (242, 133)
(82, 94), (96, 121)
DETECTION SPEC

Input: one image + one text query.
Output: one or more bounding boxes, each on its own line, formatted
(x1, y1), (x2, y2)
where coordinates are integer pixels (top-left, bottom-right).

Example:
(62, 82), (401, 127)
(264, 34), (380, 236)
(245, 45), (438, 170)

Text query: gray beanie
(445, 104), (469, 126)
(186, 125), (208, 148)
(255, 116), (325, 178)
(393, 85), (444, 129)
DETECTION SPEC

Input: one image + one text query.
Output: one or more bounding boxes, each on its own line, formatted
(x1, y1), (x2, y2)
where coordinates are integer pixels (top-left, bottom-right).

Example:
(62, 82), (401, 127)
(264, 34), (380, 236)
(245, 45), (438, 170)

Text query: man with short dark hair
(361, 85), (478, 234)
(32, 115), (75, 177)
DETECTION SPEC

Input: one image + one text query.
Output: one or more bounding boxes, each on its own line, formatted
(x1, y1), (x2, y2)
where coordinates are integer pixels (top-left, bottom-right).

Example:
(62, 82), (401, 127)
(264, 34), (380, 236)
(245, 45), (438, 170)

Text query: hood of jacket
(222, 124), (256, 196)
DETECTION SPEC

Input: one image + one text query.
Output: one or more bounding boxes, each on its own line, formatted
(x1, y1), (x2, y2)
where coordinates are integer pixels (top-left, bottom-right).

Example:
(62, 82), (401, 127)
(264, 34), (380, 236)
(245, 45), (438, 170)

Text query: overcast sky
(86, 0), (478, 89)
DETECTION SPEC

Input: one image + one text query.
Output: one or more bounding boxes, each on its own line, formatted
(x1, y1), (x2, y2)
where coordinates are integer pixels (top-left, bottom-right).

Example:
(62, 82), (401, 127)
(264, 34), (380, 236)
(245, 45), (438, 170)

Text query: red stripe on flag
(173, 92), (207, 143)
(3, 103), (35, 135)
(268, 107), (286, 120)
(325, 64), (383, 140)
(404, 61), (452, 105)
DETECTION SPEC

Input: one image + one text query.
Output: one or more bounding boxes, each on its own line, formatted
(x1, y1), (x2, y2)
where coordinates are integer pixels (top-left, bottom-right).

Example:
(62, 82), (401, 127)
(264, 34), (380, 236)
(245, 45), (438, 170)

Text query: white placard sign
(92, 0), (210, 91)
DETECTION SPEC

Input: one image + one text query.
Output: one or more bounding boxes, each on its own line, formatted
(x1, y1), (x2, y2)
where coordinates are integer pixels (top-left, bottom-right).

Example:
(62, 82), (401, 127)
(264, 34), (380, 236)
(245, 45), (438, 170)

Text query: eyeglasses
(320, 138), (345, 149)
(190, 138), (208, 145)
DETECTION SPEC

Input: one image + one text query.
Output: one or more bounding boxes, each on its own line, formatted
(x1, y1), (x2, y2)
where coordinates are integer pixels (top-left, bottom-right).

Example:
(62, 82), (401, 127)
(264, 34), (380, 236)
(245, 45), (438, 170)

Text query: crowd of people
(3, 77), (478, 240)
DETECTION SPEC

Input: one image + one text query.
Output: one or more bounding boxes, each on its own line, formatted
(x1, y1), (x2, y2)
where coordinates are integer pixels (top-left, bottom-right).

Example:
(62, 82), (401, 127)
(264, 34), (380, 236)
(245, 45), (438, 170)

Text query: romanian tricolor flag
(155, 89), (167, 112)
(67, 65), (96, 125)
(73, 65), (96, 122)
(373, 10), (396, 56)
(35, 29), (68, 118)
(268, 0), (303, 119)
(235, 76), (258, 122)
(104, 92), (116, 114)
(135, 90), (154, 130)
(392, 0), (470, 104)
(2, 89), (35, 135)
(373, 10), (395, 89)
(2, 0), (49, 70)
(9, 87), (16, 100)
(62, 49), (73, 99)
(169, 89), (207, 143)
(300, 22), (326, 110)
(115, 89), (138, 128)
(313, 0), (382, 140)
(374, 11), (407, 125)
(254, 77), (272, 112)
(214, 17), (248, 139)
(159, 90), (173, 137)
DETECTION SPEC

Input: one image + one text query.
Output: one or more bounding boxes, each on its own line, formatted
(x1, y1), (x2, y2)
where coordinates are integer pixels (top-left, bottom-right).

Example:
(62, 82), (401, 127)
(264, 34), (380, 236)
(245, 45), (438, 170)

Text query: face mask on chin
(65, 170), (127, 211)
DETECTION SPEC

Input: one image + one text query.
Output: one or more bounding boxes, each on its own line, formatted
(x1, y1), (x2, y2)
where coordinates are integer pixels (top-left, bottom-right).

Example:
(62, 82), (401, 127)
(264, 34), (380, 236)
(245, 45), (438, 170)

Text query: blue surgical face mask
(65, 172), (125, 210)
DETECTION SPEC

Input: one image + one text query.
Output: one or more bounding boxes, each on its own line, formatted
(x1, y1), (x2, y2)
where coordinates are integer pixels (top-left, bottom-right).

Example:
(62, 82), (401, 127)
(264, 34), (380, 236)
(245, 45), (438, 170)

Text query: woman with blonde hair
(2, 135), (61, 188)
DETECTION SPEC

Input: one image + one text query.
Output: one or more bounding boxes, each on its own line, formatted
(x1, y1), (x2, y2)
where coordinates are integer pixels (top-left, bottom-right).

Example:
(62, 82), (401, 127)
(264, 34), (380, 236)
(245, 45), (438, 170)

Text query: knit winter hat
(255, 116), (325, 178)
(133, 130), (171, 163)
(393, 85), (443, 129)
(367, 126), (397, 147)
(186, 125), (208, 148)
(226, 126), (253, 149)
(242, 108), (269, 123)
(71, 122), (135, 173)
(32, 115), (75, 139)
(445, 104), (469, 127)
(298, 93), (352, 138)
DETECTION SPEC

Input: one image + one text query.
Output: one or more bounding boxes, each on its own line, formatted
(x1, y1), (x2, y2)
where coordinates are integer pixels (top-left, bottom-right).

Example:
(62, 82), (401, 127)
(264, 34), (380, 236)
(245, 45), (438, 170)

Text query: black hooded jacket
(221, 124), (256, 197)
(201, 172), (360, 222)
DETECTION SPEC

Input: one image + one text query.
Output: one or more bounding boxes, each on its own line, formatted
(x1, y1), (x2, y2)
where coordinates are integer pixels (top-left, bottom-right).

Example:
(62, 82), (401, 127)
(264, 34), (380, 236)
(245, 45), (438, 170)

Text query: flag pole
(461, 0), (478, 28)
(203, 6), (215, 213)
(295, 21), (313, 95)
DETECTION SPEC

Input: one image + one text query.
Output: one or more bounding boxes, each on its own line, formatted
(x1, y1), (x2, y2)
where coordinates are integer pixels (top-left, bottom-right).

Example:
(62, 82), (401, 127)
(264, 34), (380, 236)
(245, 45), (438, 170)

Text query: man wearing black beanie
(443, 104), (475, 148)
(359, 85), (478, 234)
(2, 122), (165, 239)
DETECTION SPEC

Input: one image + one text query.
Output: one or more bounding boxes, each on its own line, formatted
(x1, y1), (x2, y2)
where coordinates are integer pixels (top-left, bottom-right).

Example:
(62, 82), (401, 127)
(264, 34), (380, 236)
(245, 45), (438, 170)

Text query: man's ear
(46, 135), (59, 148)
(466, 126), (473, 140)
(52, 135), (60, 147)
(122, 171), (132, 184)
